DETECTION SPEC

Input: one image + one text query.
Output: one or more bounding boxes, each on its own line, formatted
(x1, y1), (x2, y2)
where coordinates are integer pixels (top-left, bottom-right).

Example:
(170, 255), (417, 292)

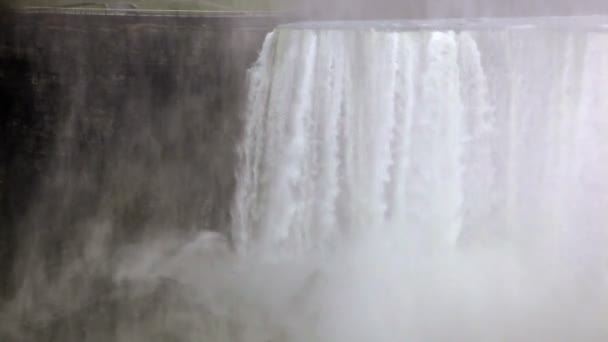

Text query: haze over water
(3, 16), (608, 342)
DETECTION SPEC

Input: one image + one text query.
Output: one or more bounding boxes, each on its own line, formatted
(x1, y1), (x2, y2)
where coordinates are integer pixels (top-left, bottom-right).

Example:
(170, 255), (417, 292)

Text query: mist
(2, 2), (608, 342)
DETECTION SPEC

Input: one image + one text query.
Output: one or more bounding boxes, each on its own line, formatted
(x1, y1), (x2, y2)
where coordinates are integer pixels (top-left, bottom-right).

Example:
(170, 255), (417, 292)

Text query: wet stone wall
(0, 11), (274, 305)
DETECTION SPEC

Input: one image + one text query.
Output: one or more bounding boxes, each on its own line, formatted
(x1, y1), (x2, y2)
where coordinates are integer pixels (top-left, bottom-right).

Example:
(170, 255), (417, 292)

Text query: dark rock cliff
(0, 11), (275, 310)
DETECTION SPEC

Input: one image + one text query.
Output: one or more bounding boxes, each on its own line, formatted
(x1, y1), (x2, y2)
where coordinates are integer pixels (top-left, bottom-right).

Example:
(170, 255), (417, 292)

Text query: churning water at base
(4, 19), (608, 342)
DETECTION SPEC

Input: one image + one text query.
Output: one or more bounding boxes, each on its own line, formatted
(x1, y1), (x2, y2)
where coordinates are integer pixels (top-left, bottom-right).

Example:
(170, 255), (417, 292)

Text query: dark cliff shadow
(0, 11), (275, 341)
(0, 9), (46, 302)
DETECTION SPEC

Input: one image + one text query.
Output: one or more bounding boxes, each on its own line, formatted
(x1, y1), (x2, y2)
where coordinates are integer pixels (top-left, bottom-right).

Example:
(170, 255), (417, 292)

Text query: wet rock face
(0, 11), (49, 301)
(0, 12), (274, 301)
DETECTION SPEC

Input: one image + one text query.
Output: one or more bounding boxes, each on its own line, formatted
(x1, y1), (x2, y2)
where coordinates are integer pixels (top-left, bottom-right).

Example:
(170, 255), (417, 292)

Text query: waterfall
(223, 24), (608, 340)
(233, 25), (608, 258)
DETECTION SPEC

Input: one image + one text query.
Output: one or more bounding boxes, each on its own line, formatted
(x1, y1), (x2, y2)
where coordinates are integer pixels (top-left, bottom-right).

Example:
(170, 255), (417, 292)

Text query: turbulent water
(4, 19), (608, 342)
(229, 22), (608, 340)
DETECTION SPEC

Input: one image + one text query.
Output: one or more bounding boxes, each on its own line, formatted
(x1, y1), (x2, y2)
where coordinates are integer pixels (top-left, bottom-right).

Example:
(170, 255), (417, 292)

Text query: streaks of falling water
(232, 26), (608, 288)
(233, 27), (608, 255)
(219, 26), (608, 341)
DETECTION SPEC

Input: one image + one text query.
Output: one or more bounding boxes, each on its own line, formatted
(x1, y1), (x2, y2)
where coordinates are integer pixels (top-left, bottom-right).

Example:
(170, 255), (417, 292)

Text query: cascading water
(226, 20), (608, 340)
(3, 18), (608, 342)
(234, 21), (608, 256)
